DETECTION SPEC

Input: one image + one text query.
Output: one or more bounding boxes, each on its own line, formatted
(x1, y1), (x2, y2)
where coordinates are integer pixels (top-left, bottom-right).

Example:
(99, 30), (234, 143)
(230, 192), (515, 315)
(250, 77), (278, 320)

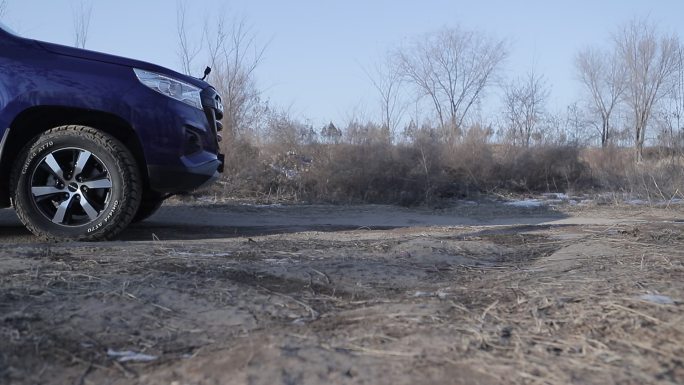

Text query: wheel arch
(0, 106), (149, 206)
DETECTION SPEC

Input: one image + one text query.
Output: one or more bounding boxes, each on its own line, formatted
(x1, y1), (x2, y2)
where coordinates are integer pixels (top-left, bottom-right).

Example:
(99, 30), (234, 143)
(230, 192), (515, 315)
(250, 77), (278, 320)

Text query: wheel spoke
(52, 196), (73, 224)
(79, 195), (100, 220)
(30, 145), (115, 228)
(82, 178), (112, 189)
(43, 154), (65, 180)
(31, 186), (63, 197)
(73, 150), (92, 176)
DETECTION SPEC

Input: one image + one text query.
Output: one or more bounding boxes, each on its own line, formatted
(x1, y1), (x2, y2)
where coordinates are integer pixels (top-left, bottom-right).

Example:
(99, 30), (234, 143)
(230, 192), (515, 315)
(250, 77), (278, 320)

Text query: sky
(3, 0), (684, 128)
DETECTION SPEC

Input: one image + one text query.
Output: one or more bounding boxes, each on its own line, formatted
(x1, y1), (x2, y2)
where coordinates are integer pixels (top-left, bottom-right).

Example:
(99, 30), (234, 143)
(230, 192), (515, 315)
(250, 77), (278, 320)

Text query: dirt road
(1, 202), (683, 384)
(1, 200), (571, 243)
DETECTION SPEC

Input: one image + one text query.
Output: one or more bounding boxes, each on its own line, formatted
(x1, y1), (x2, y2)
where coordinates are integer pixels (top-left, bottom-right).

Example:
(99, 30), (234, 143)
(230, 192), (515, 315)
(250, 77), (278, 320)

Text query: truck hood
(36, 40), (209, 89)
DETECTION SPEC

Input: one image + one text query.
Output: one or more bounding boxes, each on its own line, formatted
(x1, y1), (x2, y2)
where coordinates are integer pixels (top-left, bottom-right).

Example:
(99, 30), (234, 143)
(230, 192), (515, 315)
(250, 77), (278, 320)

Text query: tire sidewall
(13, 130), (133, 240)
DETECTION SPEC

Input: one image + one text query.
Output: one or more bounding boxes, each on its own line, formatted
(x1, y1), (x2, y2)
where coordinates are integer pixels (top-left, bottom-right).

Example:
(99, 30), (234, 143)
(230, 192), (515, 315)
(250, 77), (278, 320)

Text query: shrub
(493, 145), (591, 193)
(205, 122), (681, 205)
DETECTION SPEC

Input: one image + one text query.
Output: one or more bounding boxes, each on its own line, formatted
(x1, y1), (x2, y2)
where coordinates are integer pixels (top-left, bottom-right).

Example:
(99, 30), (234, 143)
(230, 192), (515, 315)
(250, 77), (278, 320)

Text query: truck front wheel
(11, 126), (142, 241)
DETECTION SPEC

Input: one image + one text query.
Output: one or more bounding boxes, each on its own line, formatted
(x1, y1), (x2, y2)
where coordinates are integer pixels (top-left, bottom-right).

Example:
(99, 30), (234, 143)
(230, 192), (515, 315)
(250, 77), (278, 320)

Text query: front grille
(200, 87), (224, 172)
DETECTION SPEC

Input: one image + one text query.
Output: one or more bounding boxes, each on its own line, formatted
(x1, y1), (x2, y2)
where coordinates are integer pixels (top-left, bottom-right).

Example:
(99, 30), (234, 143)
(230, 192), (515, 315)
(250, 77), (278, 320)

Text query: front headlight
(133, 68), (203, 110)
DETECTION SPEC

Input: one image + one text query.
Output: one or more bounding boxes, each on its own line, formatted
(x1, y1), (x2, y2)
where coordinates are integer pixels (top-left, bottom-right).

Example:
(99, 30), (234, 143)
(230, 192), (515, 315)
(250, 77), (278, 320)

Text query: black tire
(131, 190), (166, 223)
(10, 126), (142, 241)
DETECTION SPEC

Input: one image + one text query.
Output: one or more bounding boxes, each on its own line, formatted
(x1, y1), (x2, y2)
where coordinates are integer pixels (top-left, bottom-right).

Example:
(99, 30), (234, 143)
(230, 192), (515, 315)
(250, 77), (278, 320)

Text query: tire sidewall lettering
(21, 141), (54, 175)
(87, 199), (119, 233)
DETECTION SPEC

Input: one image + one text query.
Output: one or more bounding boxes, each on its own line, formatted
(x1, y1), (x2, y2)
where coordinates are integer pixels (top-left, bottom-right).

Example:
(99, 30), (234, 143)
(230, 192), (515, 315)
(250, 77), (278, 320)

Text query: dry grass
(439, 230), (684, 384)
(207, 129), (602, 204)
(206, 123), (684, 205)
(584, 146), (684, 201)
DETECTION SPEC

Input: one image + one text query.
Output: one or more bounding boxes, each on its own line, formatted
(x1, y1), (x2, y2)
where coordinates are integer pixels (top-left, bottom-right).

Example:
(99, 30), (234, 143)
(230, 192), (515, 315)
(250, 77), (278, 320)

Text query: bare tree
(503, 70), (549, 147)
(653, 47), (684, 152)
(576, 47), (625, 147)
(204, 14), (267, 138)
(176, 0), (202, 76)
(72, 0), (92, 48)
(0, 1), (8, 19)
(666, 48), (684, 147)
(614, 18), (681, 161)
(394, 26), (507, 136)
(174, 3), (267, 143)
(363, 58), (406, 143)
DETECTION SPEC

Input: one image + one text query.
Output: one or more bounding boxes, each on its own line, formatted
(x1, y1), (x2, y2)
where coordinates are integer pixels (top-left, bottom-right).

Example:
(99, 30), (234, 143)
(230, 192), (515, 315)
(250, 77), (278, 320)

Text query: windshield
(0, 21), (19, 36)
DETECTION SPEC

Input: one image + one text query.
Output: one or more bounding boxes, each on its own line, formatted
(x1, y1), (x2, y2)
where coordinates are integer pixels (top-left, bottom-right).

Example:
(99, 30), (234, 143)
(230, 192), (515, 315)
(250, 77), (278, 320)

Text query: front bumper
(135, 85), (225, 194)
(148, 154), (222, 193)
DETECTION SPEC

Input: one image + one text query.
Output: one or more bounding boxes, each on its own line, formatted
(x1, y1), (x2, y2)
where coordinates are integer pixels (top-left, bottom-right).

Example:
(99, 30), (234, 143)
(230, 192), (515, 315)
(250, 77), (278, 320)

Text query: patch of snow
(542, 193), (570, 200)
(505, 199), (545, 208)
(639, 294), (675, 305)
(175, 252), (233, 259)
(107, 349), (157, 362)
(412, 290), (449, 299)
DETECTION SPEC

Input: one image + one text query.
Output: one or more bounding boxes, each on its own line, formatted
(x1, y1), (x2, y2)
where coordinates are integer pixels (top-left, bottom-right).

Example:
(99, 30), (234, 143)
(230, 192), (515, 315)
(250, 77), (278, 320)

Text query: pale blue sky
(3, 1), (684, 127)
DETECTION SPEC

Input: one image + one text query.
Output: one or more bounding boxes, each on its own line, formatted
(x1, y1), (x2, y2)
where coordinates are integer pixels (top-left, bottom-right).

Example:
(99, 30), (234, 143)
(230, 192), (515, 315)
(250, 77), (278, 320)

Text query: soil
(0, 201), (683, 385)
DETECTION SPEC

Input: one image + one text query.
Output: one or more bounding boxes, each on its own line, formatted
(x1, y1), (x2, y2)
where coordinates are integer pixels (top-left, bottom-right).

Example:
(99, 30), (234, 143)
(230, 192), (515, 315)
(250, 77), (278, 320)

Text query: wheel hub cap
(29, 148), (113, 227)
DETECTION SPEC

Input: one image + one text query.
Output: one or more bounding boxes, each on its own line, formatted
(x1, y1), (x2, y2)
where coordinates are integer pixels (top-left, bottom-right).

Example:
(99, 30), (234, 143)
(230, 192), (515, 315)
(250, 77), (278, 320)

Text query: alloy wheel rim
(29, 147), (113, 226)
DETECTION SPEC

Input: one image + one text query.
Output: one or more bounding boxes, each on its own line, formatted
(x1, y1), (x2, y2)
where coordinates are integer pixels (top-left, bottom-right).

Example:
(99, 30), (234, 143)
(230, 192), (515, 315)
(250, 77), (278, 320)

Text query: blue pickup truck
(0, 22), (224, 241)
